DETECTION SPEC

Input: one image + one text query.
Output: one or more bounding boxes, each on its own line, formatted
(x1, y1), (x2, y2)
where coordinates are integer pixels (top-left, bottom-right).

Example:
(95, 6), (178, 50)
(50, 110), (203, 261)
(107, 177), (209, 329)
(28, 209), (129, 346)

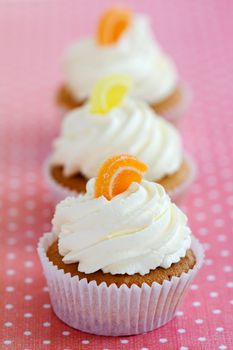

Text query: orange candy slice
(95, 154), (148, 200)
(96, 8), (132, 45)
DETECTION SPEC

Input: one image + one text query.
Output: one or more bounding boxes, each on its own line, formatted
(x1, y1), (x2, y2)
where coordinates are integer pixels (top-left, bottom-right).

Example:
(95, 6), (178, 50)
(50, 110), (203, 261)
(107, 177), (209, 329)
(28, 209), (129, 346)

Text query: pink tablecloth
(0, 1), (233, 349)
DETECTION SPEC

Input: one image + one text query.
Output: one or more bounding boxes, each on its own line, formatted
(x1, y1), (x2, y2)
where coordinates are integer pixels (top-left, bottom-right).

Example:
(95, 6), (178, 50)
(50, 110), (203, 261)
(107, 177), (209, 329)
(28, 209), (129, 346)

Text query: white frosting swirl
(63, 15), (178, 104)
(52, 98), (183, 181)
(52, 180), (191, 275)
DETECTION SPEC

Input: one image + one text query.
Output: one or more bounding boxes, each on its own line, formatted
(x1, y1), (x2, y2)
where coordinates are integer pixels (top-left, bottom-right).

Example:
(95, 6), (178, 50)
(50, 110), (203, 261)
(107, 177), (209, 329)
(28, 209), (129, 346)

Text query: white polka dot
(9, 193), (19, 202)
(5, 286), (14, 292)
(8, 208), (19, 217)
(24, 261), (34, 268)
(43, 304), (51, 309)
(7, 253), (16, 260)
(198, 337), (206, 342)
(211, 204), (222, 213)
(43, 340), (51, 345)
(9, 178), (20, 189)
(178, 328), (186, 333)
(26, 187), (36, 195)
(216, 327), (224, 332)
(203, 242), (211, 250)
(180, 347), (188, 350)
(24, 331), (32, 336)
(120, 340), (128, 344)
(25, 230), (35, 238)
(3, 340), (12, 345)
(196, 212), (206, 221)
(210, 291), (219, 298)
(25, 215), (35, 224)
(227, 195), (233, 205)
(193, 198), (204, 207)
(198, 227), (208, 235)
(62, 331), (70, 336)
(141, 348), (149, 350)
(24, 295), (33, 301)
(205, 258), (213, 265)
(25, 245), (34, 252)
(207, 275), (216, 281)
(208, 190), (219, 199)
(212, 309), (221, 314)
(8, 222), (17, 231)
(190, 284), (199, 290)
(192, 184), (201, 193)
(192, 301), (201, 307)
(224, 182), (233, 192)
(159, 338), (168, 343)
(219, 346), (227, 350)
(24, 313), (32, 318)
(214, 219), (225, 227)
(221, 250), (230, 257)
(5, 304), (13, 310)
(4, 322), (13, 327)
(43, 322), (51, 327)
(26, 173), (37, 182)
(226, 282), (233, 288)
(224, 266), (232, 272)
(195, 319), (203, 324)
(25, 200), (35, 210)
(7, 237), (17, 245)
(43, 286), (49, 292)
(217, 234), (227, 242)
(24, 277), (33, 284)
(176, 311), (184, 316)
(6, 269), (15, 276)
(82, 340), (90, 344)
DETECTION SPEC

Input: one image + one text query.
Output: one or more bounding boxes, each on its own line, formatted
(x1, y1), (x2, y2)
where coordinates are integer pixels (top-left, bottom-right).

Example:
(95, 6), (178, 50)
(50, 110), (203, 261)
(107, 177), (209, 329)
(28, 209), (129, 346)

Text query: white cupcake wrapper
(157, 82), (192, 128)
(43, 153), (196, 205)
(38, 233), (204, 336)
(168, 153), (197, 205)
(43, 156), (82, 203)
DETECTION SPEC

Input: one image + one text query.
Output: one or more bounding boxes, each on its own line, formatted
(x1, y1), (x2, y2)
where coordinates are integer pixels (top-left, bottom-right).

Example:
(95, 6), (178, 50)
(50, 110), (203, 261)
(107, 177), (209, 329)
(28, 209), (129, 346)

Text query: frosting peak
(52, 179), (191, 275)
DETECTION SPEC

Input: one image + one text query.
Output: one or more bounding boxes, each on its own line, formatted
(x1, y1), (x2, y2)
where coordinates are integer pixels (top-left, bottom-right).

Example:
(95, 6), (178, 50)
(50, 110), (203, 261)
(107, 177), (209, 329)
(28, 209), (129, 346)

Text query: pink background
(0, 0), (233, 349)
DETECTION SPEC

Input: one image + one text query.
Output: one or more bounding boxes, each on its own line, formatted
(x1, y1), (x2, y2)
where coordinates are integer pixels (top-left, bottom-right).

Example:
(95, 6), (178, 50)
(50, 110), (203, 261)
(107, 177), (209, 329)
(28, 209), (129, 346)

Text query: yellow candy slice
(90, 74), (132, 114)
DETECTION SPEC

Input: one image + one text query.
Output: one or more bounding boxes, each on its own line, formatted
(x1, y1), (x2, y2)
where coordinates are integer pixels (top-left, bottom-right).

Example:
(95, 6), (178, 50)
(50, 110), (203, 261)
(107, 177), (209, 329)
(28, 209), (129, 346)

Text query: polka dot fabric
(0, 1), (232, 349)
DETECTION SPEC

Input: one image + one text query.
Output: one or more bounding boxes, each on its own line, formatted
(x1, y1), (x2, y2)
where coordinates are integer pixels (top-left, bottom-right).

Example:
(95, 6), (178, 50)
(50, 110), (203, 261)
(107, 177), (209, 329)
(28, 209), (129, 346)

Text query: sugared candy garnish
(90, 74), (132, 114)
(95, 154), (148, 200)
(96, 7), (132, 45)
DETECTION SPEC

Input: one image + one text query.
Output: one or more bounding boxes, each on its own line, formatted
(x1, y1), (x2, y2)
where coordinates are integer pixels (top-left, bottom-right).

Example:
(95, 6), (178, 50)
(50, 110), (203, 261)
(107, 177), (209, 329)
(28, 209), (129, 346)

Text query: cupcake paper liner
(158, 82), (192, 129)
(43, 156), (81, 203)
(168, 153), (197, 205)
(38, 233), (204, 336)
(43, 153), (196, 205)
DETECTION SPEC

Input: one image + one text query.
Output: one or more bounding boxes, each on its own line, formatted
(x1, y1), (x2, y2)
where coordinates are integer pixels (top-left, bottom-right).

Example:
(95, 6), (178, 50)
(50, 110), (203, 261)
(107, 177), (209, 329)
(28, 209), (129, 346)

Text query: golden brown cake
(56, 84), (183, 117)
(50, 159), (190, 194)
(47, 239), (196, 287)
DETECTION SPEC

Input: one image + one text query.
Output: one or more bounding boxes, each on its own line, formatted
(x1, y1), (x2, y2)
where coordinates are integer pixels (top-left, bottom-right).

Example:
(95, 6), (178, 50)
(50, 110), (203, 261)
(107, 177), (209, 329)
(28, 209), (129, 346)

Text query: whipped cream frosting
(63, 14), (178, 104)
(52, 179), (191, 275)
(52, 98), (183, 181)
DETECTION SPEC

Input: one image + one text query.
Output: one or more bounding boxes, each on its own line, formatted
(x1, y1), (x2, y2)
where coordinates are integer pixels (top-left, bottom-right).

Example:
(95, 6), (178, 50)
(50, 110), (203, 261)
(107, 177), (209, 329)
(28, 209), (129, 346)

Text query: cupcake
(38, 154), (204, 336)
(46, 75), (196, 203)
(56, 7), (191, 126)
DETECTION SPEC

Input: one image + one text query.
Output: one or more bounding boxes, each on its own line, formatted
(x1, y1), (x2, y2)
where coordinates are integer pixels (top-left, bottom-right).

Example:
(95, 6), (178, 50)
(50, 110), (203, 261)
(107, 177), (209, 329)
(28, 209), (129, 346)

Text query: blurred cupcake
(38, 155), (203, 336)
(46, 75), (195, 203)
(57, 7), (191, 126)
